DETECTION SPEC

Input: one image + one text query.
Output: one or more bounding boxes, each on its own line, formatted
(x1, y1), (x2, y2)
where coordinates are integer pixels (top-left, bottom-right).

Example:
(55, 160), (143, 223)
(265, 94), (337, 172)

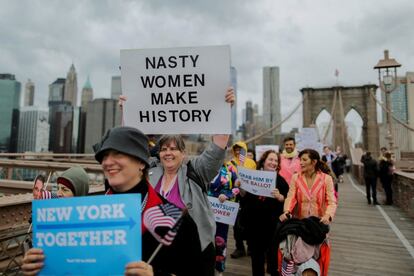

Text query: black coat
(361, 156), (378, 179)
(274, 216), (330, 246)
(143, 212), (202, 276)
(110, 180), (202, 276)
(243, 173), (289, 243)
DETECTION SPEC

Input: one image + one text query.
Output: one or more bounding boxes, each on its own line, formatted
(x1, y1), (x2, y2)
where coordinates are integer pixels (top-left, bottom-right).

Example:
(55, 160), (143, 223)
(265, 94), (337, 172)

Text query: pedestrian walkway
(330, 174), (414, 275)
(225, 173), (414, 275)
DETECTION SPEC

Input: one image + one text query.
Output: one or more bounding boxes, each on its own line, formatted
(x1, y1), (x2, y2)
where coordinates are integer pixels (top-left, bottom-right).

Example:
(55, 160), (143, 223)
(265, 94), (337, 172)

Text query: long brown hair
(298, 149), (326, 172)
(257, 150), (281, 172)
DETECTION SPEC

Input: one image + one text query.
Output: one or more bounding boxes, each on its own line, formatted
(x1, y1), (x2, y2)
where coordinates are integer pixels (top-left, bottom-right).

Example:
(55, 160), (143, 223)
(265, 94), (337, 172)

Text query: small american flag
(281, 259), (295, 276)
(40, 190), (58, 199)
(143, 203), (183, 246)
(239, 148), (246, 166)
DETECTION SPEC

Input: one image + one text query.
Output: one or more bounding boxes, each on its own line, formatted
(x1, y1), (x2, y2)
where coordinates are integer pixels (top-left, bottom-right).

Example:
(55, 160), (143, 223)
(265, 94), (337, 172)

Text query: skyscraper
(81, 76), (94, 110)
(48, 101), (73, 153)
(0, 74), (21, 152)
(388, 72), (414, 151)
(111, 76), (122, 100)
(263, 66), (281, 134)
(24, 79), (35, 106)
(64, 64), (78, 106)
(84, 99), (122, 153)
(78, 77), (94, 153)
(49, 78), (65, 102)
(17, 106), (49, 152)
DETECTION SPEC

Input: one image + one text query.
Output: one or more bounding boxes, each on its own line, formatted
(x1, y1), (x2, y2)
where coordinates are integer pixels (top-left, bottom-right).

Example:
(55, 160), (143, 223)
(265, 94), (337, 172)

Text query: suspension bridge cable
(369, 90), (414, 132)
(338, 89), (351, 152)
(244, 97), (304, 144)
(322, 89), (338, 143)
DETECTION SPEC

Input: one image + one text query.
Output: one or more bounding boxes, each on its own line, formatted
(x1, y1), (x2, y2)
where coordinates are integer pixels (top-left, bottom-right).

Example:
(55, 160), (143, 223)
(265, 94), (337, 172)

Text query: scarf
(282, 149), (298, 159)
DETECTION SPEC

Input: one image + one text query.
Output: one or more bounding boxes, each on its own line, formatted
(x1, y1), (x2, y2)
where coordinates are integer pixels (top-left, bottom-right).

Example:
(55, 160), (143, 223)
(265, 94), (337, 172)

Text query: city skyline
(1, 0), (414, 131)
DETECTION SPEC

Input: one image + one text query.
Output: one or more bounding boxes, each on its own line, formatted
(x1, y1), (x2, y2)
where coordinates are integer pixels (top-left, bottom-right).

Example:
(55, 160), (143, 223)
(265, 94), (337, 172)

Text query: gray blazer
(149, 142), (225, 250)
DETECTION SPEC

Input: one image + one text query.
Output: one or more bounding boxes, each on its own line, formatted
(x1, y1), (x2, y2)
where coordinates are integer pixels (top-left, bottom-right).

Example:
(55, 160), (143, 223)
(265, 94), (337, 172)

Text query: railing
(352, 163), (414, 219)
(0, 225), (31, 275)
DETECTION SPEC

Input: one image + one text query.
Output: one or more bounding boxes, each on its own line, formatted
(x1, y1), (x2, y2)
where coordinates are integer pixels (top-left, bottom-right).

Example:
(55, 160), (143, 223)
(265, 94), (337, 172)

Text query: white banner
(120, 45), (231, 134)
(255, 145), (279, 161)
(237, 167), (276, 197)
(208, 196), (239, 226)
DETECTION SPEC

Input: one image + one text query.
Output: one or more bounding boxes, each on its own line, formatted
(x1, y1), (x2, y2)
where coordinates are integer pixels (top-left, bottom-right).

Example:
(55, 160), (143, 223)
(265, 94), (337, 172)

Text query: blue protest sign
(32, 194), (141, 276)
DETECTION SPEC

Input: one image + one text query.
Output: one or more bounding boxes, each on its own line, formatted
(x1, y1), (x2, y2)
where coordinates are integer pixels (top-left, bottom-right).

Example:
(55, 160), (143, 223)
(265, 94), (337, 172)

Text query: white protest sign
(208, 197), (239, 226)
(120, 45), (231, 134)
(295, 127), (323, 155)
(300, 128), (318, 141)
(255, 145), (279, 161)
(237, 167), (276, 197)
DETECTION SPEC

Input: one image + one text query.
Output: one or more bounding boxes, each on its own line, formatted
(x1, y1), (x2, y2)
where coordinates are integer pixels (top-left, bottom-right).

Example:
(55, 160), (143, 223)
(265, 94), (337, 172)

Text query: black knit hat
(93, 126), (150, 167)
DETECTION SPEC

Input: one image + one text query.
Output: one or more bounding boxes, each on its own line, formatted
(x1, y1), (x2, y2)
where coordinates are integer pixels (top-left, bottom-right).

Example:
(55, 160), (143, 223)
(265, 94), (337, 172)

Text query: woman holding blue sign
(242, 149), (289, 276)
(94, 126), (203, 276)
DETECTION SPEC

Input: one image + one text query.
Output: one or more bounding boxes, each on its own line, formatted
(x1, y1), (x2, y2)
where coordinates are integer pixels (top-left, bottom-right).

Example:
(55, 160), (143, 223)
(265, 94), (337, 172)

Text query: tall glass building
(17, 106), (49, 152)
(263, 66), (281, 134)
(0, 74), (21, 152)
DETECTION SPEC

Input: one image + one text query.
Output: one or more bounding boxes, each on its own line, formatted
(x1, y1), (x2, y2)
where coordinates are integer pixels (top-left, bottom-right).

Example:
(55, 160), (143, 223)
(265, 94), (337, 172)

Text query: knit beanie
(93, 126), (150, 167)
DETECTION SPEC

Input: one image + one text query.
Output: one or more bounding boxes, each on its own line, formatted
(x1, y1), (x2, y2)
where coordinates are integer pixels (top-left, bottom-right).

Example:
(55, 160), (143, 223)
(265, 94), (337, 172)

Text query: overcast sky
(1, 0), (413, 132)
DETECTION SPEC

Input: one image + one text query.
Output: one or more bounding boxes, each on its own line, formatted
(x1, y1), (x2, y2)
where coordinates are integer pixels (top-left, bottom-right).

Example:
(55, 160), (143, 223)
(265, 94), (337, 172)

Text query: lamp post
(374, 50), (401, 156)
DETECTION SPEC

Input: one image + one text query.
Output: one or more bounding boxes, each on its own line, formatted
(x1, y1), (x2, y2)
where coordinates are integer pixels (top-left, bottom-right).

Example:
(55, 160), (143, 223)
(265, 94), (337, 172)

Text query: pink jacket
(279, 156), (301, 185)
(284, 171), (337, 220)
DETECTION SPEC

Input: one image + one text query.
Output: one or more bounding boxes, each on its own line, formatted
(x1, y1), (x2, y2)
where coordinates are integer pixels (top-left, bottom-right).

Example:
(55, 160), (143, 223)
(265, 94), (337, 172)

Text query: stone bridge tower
(301, 84), (379, 156)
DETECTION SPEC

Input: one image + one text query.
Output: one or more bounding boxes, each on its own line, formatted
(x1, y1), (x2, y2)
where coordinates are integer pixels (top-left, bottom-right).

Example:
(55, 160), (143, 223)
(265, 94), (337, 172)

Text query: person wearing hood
(56, 166), (89, 197)
(227, 141), (256, 259)
(228, 141), (256, 170)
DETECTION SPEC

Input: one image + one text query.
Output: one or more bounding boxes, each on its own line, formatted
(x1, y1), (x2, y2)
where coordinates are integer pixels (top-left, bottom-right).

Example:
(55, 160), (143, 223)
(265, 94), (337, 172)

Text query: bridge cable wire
(322, 89), (338, 144)
(244, 95), (305, 144)
(369, 90), (414, 132)
(338, 90), (349, 151)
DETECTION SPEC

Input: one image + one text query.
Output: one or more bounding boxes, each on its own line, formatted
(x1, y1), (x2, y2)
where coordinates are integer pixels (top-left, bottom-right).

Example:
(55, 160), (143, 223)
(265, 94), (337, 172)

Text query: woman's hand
(279, 211), (291, 222)
(234, 179), (241, 187)
(225, 87), (235, 107)
(125, 261), (154, 276)
(118, 95), (127, 110)
(218, 194), (228, 203)
(320, 214), (331, 225)
(271, 188), (284, 202)
(21, 248), (45, 276)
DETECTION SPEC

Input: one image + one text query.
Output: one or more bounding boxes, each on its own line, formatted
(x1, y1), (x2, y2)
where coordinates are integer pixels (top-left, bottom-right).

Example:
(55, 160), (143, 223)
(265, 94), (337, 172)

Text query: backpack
(186, 161), (207, 194)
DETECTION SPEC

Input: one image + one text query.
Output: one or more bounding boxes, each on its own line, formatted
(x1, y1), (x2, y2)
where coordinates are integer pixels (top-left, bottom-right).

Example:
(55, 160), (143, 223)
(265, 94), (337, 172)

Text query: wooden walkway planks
(330, 174), (414, 276)
(224, 173), (414, 275)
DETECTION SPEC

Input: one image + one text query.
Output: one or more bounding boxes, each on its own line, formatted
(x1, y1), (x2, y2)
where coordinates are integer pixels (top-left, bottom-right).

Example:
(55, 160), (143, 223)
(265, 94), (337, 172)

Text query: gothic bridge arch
(301, 84), (379, 155)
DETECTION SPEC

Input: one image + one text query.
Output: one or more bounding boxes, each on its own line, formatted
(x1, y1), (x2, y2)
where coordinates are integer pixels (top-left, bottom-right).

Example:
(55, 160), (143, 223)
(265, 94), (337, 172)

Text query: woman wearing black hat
(22, 127), (201, 276)
(94, 126), (203, 275)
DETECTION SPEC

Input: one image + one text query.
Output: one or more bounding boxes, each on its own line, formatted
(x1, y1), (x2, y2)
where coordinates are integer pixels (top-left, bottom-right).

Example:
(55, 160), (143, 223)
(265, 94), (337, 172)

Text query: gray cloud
(1, 0), (413, 133)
